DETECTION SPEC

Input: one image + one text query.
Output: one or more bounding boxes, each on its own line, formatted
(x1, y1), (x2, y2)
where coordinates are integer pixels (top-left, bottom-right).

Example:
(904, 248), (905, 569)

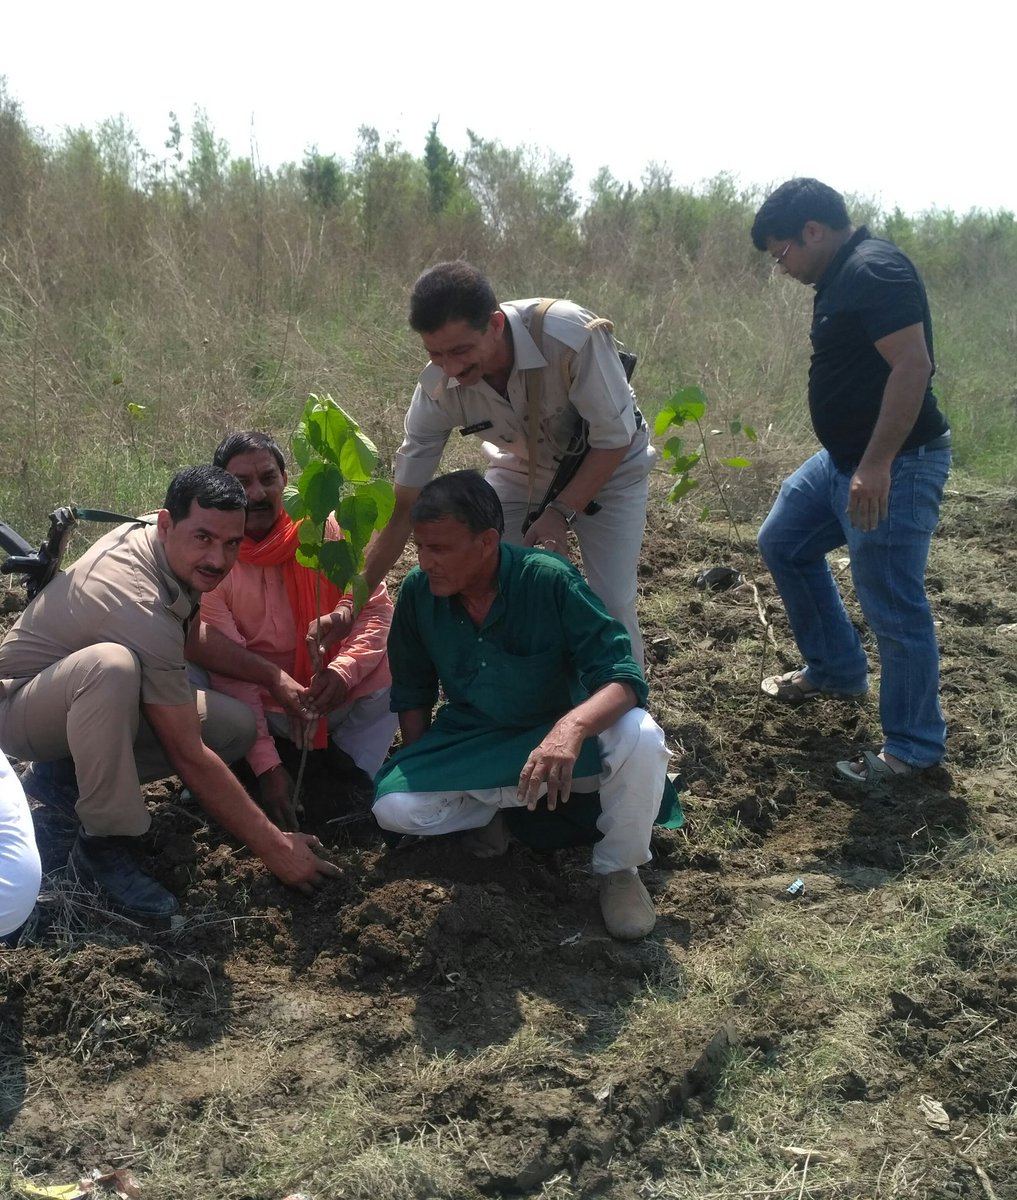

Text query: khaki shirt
(394, 298), (650, 490)
(0, 523), (196, 707)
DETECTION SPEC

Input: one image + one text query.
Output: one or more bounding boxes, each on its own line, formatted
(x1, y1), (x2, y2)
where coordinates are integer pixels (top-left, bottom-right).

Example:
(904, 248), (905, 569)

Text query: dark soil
(2, 479), (1016, 1199)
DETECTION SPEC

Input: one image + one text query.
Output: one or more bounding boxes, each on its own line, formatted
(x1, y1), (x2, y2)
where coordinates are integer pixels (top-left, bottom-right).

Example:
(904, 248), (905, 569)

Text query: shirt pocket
(471, 644), (570, 728)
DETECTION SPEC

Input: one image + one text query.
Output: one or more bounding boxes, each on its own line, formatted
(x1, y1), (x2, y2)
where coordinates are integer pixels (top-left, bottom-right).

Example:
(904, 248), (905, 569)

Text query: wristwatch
(547, 499), (577, 524)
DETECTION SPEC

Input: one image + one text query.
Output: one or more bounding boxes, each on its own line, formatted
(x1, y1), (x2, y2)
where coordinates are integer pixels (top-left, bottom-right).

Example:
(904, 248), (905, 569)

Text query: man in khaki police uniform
(0, 466), (338, 926)
(358, 261), (656, 664)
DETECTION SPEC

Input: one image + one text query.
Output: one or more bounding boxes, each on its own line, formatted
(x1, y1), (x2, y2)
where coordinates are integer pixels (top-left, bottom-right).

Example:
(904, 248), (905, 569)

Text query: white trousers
(373, 708), (668, 874)
(486, 446), (653, 667)
(0, 757), (42, 939)
(267, 686), (397, 779)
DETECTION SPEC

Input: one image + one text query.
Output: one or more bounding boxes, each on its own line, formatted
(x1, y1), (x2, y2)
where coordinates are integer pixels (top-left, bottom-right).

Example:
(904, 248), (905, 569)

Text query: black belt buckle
(922, 432), (952, 453)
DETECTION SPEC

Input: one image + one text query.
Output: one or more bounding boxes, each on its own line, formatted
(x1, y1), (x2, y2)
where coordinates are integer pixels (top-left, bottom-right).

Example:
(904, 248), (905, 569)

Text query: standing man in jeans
(751, 178), (951, 787)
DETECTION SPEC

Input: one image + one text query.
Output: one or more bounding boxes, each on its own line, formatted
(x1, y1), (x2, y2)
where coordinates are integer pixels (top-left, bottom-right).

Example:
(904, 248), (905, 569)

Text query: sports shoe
(69, 832), (181, 929)
(20, 758), (80, 820)
(598, 869), (656, 940)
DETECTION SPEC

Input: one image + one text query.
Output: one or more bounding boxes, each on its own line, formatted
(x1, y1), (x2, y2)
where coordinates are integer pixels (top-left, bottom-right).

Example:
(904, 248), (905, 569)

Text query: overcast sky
(4, 0), (1013, 216)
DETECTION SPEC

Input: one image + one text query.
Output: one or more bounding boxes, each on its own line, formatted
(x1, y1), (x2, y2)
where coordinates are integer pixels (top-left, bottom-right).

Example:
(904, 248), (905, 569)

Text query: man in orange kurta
(190, 432), (397, 828)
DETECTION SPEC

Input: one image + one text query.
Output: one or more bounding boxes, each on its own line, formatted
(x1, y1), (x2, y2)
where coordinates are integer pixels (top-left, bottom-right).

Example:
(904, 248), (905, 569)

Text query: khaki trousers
(0, 643), (255, 836)
(486, 441), (654, 668)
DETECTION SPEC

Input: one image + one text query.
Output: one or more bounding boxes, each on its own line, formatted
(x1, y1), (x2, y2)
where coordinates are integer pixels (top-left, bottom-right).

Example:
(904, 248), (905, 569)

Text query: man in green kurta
(372, 470), (669, 940)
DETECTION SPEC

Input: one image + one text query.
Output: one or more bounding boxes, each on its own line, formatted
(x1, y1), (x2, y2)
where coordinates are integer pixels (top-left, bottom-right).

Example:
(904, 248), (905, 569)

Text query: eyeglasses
(772, 242), (792, 271)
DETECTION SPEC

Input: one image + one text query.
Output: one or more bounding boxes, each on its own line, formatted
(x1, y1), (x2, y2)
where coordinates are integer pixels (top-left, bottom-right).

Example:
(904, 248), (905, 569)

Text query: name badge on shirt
(459, 420), (494, 437)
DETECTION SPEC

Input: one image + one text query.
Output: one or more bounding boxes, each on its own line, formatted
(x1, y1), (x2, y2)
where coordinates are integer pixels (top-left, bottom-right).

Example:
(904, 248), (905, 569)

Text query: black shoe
(20, 758), (80, 820)
(69, 833), (181, 929)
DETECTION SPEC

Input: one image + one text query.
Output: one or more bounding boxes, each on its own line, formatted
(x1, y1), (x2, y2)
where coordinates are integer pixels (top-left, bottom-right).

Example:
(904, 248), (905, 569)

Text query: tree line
(1, 80), (1014, 533)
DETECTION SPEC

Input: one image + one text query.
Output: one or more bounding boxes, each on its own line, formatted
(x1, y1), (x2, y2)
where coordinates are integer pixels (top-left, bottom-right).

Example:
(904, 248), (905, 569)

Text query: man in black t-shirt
(750, 178), (951, 788)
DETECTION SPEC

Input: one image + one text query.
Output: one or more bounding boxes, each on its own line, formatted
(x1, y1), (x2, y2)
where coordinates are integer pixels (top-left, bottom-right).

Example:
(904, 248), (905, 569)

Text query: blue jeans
(758, 447), (951, 767)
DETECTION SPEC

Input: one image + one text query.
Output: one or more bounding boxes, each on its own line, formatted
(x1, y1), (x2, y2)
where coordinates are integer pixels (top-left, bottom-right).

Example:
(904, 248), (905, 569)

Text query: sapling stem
(292, 524), (327, 815)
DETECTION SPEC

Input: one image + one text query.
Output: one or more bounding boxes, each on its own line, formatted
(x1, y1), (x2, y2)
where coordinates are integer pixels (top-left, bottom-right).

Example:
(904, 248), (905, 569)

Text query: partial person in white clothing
(333, 262), (655, 666)
(1, 756), (42, 943)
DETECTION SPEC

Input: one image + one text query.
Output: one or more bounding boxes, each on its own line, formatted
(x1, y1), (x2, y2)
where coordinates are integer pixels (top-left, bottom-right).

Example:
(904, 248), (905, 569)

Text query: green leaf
(112, 373), (124, 386)
(302, 396), (379, 482)
(356, 479), (396, 527)
(700, 504), (712, 520)
(338, 431), (378, 483)
(318, 538), (357, 589)
(654, 405), (678, 436)
(743, 424), (759, 443)
(306, 397), (357, 465)
(729, 419), (742, 435)
(125, 402), (146, 419)
(297, 518), (320, 546)
(350, 574), (369, 612)
(292, 427), (313, 470)
(668, 385), (708, 424)
(338, 493), (379, 557)
(300, 460), (343, 525)
(283, 484), (307, 522)
(676, 385), (708, 406)
(289, 392), (389, 588)
(719, 457), (752, 468)
(662, 435), (684, 462)
(670, 452), (701, 473)
(673, 399), (706, 423)
(668, 477), (700, 504)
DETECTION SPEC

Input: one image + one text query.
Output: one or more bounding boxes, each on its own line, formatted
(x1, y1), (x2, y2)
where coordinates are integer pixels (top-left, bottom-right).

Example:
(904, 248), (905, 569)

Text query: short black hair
(410, 470), (505, 535)
(212, 430), (286, 475)
(409, 261), (499, 334)
(750, 178), (852, 250)
(163, 466), (248, 523)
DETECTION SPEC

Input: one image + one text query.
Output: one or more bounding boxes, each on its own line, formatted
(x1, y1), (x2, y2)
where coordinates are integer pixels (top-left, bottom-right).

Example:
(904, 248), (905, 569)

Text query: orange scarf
(239, 512), (344, 750)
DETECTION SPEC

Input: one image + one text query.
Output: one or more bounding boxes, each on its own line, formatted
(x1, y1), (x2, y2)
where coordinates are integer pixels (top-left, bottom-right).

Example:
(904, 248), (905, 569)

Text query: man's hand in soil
(306, 606), (354, 673)
(258, 764), (300, 831)
(305, 667), (349, 718)
(262, 832), (340, 894)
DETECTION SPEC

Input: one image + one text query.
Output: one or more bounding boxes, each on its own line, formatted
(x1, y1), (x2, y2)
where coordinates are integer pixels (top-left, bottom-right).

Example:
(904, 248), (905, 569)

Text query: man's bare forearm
(553, 681), (637, 747)
(189, 622), (278, 688)
(862, 324), (933, 469)
(153, 724), (288, 859)
(859, 362), (930, 468)
(363, 516), (412, 591)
